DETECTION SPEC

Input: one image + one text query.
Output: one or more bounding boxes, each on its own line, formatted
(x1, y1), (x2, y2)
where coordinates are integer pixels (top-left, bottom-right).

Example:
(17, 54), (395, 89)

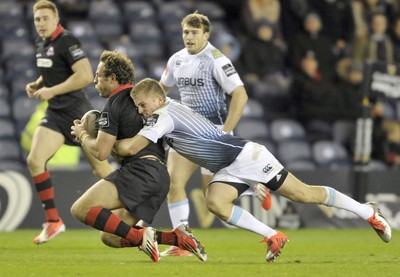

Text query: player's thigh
(28, 126), (64, 167)
(167, 150), (199, 187)
(206, 182), (238, 206)
(75, 179), (125, 211)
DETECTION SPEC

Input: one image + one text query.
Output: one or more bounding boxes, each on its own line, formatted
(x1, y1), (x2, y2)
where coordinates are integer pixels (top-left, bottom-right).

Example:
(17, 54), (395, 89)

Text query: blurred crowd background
(2, 0), (400, 172)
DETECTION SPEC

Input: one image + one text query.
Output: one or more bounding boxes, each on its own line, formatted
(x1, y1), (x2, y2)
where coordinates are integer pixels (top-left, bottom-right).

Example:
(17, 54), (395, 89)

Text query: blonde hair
(181, 12), (212, 33)
(33, 0), (59, 17)
(130, 78), (166, 99)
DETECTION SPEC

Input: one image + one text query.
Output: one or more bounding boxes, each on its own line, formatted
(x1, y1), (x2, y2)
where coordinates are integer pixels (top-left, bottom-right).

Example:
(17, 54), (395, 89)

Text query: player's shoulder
(57, 29), (80, 43)
(203, 43), (226, 60)
(169, 48), (187, 60)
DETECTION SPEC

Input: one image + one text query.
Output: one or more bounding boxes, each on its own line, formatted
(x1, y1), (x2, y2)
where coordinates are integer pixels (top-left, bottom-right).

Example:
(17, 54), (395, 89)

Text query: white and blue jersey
(139, 98), (248, 173)
(160, 42), (244, 125)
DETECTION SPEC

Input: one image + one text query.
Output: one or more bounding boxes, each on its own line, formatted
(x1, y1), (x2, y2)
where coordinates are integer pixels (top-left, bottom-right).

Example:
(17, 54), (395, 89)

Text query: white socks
(168, 199), (190, 228)
(227, 205), (277, 238)
(323, 187), (374, 220)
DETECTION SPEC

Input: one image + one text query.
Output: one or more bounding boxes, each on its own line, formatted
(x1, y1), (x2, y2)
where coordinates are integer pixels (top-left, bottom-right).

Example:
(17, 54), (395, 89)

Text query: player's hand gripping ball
(81, 110), (101, 138)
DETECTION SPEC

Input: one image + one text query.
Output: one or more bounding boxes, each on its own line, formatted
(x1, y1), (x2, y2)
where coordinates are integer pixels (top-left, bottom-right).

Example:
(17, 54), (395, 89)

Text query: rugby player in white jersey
(159, 12), (270, 257)
(110, 78), (391, 262)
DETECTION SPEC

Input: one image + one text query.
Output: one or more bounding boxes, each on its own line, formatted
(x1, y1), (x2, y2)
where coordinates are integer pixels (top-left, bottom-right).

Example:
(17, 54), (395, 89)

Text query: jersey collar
(51, 24), (64, 41)
(109, 84), (133, 97)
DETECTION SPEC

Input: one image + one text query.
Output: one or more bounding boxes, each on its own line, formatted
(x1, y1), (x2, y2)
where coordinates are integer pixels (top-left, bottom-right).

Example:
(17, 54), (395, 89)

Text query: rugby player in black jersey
(25, 0), (114, 244)
(70, 50), (207, 262)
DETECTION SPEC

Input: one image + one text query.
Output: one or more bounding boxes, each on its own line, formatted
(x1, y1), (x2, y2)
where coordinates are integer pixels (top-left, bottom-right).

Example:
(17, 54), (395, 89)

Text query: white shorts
(169, 124), (230, 176)
(211, 142), (284, 191)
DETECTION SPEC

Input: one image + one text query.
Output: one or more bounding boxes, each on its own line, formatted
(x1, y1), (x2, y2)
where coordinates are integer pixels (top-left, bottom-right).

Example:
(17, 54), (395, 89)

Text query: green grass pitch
(0, 228), (399, 277)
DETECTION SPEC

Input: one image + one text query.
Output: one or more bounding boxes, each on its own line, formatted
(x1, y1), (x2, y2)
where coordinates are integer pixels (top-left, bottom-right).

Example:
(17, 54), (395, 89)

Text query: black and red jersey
(99, 85), (166, 164)
(35, 25), (89, 109)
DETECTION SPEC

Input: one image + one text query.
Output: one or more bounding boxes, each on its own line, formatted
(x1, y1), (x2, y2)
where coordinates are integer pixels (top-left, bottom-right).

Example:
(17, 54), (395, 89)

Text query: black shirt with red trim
(35, 24), (89, 109)
(98, 85), (166, 164)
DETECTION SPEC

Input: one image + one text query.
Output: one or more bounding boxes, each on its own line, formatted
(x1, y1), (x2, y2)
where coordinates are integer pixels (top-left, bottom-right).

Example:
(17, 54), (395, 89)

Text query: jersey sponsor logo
(222, 63), (237, 77)
(146, 114), (159, 127)
(98, 112), (109, 128)
(177, 77), (204, 86)
(211, 48), (223, 59)
(37, 58), (53, 68)
(46, 46), (54, 56)
(262, 164), (273, 174)
(69, 44), (85, 60)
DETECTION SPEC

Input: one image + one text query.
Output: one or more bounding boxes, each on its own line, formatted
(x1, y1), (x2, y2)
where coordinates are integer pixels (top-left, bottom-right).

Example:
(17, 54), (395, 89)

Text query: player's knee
(204, 195), (222, 215)
(70, 199), (87, 223)
(26, 153), (42, 171)
(168, 181), (186, 195)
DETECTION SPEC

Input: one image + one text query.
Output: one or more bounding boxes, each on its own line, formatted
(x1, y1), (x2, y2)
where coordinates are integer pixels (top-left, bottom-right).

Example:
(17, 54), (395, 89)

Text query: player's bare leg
(28, 127), (66, 244)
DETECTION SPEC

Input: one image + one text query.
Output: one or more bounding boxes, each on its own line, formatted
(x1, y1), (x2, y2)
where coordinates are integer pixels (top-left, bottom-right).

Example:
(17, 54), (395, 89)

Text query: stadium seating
(277, 140), (313, 166)
(0, 98), (11, 119)
(121, 1), (156, 23)
(1, 0), (392, 171)
(235, 118), (269, 140)
(0, 118), (16, 139)
(312, 140), (352, 169)
(242, 98), (265, 120)
(270, 118), (307, 143)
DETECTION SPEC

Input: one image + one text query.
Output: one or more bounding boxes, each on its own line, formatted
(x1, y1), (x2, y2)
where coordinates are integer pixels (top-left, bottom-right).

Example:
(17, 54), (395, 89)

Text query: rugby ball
(81, 110), (101, 138)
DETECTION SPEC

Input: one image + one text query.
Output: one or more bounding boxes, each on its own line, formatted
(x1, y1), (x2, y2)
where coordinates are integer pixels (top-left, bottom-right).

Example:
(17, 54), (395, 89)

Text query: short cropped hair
(99, 50), (135, 85)
(181, 12), (212, 33)
(130, 78), (166, 99)
(33, 0), (59, 18)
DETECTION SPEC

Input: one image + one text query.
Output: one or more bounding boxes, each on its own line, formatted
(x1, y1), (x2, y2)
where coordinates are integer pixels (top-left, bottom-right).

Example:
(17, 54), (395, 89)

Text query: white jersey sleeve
(138, 103), (174, 143)
(211, 49), (243, 95)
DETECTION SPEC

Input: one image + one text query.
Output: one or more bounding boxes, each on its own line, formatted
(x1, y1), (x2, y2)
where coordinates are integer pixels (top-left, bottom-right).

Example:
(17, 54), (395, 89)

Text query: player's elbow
(124, 146), (139, 156)
(96, 150), (111, 161)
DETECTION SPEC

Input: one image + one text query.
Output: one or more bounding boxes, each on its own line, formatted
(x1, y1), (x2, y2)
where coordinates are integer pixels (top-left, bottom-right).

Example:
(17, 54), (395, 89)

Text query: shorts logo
(146, 114), (159, 127)
(222, 63), (237, 77)
(263, 164), (273, 174)
(69, 44), (85, 60)
(98, 112), (109, 128)
(276, 174), (282, 182)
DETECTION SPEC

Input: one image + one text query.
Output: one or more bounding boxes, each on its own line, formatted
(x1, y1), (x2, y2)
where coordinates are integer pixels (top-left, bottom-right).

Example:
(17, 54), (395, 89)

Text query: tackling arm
(114, 135), (150, 156)
(113, 135), (150, 157)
